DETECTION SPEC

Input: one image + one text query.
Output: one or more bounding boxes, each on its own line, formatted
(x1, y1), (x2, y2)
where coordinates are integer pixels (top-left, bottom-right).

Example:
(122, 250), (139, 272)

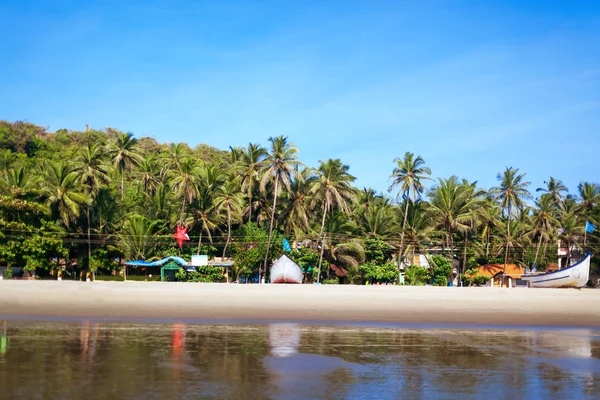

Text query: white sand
(1, 281), (599, 327)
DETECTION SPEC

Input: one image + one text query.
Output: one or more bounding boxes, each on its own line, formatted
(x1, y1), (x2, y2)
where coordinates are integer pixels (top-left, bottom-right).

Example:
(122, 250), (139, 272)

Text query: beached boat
(521, 253), (591, 288)
(270, 254), (303, 284)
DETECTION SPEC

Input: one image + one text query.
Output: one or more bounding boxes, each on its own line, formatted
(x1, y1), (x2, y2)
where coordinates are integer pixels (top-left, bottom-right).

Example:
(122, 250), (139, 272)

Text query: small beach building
(469, 263), (526, 288)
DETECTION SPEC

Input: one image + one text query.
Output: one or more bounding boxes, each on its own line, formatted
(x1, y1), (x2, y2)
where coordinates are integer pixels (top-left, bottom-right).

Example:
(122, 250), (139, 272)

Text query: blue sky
(1, 0), (599, 197)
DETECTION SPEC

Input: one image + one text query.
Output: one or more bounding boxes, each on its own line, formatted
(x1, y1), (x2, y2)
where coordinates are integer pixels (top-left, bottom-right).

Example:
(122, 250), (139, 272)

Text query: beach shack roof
(469, 263), (525, 279)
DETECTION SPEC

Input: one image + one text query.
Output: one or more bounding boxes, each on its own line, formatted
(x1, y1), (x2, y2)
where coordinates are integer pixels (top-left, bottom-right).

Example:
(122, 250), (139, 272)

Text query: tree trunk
(533, 232), (543, 268)
(179, 196), (187, 226)
(197, 227), (203, 255)
(397, 200), (410, 280)
(248, 195), (253, 223)
(87, 207), (93, 281)
(222, 208), (231, 258)
(462, 231), (468, 277)
(541, 240), (548, 265)
(503, 203), (511, 273)
(316, 198), (329, 284)
(121, 173), (124, 201)
(262, 178), (279, 283)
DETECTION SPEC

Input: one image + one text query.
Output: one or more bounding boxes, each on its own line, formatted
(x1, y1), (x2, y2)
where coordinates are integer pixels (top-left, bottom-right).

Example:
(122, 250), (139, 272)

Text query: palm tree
(359, 201), (395, 237)
(530, 194), (559, 268)
(536, 177), (568, 206)
(160, 143), (190, 175)
(40, 161), (88, 228)
(214, 180), (244, 258)
(355, 187), (383, 214)
(133, 156), (162, 195)
(0, 164), (37, 197)
(388, 152), (431, 272)
(259, 136), (302, 281)
(492, 167), (531, 273)
(279, 168), (314, 239)
(194, 164), (227, 253)
(477, 200), (501, 258)
(117, 215), (159, 280)
(0, 149), (17, 177)
(169, 158), (199, 225)
(73, 142), (111, 277)
(239, 143), (267, 223)
(428, 177), (482, 272)
(192, 189), (223, 253)
(311, 159), (356, 283)
(320, 212), (364, 281)
(577, 182), (600, 217)
(107, 131), (142, 200)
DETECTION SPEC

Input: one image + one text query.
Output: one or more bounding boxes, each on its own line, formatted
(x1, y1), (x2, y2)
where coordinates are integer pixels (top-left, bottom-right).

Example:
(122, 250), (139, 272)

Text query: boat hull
(521, 254), (591, 288)
(271, 277), (302, 284)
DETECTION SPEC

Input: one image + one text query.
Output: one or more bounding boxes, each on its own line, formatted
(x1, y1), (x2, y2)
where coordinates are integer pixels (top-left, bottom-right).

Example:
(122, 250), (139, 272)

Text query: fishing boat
(521, 253), (591, 288)
(270, 254), (303, 284)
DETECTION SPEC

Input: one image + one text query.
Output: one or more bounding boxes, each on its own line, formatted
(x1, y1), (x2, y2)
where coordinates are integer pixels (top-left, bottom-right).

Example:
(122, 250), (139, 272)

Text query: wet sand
(0, 281), (599, 327)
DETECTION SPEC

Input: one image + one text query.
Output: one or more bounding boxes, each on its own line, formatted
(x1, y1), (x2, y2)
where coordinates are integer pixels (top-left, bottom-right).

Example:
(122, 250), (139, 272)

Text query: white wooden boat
(521, 253), (591, 288)
(270, 254), (303, 284)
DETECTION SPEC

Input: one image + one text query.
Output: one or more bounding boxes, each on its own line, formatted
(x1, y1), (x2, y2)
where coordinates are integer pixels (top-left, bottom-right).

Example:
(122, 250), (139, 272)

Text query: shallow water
(0, 320), (599, 399)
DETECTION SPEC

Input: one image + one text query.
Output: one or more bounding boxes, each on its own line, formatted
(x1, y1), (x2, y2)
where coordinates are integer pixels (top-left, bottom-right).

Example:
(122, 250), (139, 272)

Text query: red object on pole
(174, 226), (190, 248)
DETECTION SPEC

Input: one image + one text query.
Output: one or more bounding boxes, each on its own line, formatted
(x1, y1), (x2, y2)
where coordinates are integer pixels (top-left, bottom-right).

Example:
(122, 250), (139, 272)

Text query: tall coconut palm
(359, 201), (395, 237)
(170, 158), (199, 225)
(239, 143), (267, 223)
(107, 131), (142, 200)
(492, 167), (531, 273)
(192, 189), (223, 253)
(311, 159), (356, 283)
(388, 152), (431, 271)
(477, 200), (501, 258)
(354, 187), (383, 215)
(259, 136), (302, 281)
(160, 143), (190, 175)
(74, 142), (112, 277)
(428, 177), (482, 272)
(214, 180), (244, 258)
(531, 194), (559, 268)
(279, 168), (315, 238)
(133, 156), (162, 195)
(577, 182), (600, 217)
(194, 164), (227, 252)
(40, 161), (88, 228)
(536, 177), (568, 206)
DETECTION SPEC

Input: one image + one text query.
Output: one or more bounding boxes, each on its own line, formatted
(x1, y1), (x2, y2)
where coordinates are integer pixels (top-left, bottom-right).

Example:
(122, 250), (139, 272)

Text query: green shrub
(404, 266), (429, 286)
(322, 278), (339, 285)
(3, 268), (13, 279)
(471, 275), (490, 286)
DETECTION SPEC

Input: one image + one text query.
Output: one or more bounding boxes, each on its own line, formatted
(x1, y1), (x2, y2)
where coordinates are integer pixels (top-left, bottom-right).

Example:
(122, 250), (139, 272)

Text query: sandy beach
(0, 281), (599, 327)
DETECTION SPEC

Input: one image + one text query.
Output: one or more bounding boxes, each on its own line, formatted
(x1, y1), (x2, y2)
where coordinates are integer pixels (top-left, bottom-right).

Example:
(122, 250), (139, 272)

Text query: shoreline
(1, 281), (600, 328)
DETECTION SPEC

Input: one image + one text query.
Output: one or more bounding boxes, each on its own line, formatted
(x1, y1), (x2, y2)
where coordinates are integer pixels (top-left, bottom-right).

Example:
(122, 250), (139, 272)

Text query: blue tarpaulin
(125, 256), (188, 267)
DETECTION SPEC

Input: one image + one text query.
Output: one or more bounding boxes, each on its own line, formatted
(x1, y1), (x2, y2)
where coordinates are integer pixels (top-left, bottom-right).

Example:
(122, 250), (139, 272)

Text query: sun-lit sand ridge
(0, 281), (599, 327)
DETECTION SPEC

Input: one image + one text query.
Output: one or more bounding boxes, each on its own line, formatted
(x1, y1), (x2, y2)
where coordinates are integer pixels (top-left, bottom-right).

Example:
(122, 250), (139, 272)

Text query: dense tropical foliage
(0, 120), (598, 284)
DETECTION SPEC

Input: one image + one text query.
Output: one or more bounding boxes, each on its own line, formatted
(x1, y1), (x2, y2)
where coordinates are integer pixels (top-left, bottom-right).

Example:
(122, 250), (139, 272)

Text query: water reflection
(0, 321), (598, 399)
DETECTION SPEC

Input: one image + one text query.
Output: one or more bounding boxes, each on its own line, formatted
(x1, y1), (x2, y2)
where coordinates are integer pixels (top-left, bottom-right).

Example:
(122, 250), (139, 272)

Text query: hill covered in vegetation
(0, 120), (598, 284)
